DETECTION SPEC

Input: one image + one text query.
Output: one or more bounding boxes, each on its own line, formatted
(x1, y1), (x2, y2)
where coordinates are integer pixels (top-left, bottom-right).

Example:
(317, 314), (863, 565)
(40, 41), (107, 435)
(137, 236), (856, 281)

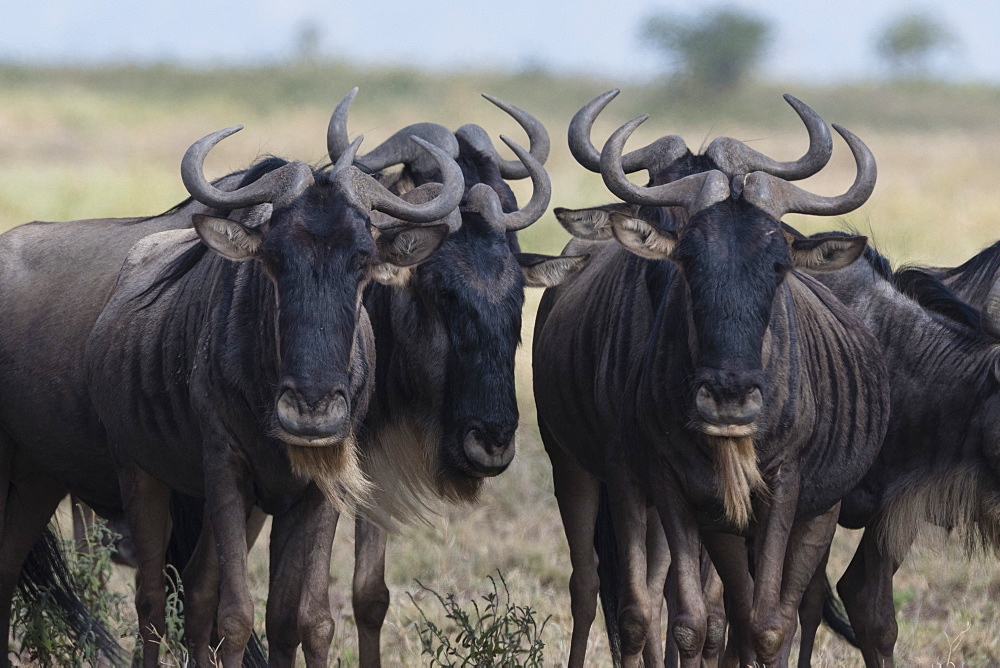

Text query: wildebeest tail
(821, 574), (859, 647)
(595, 482), (623, 667)
(18, 524), (127, 665)
(166, 492), (268, 667)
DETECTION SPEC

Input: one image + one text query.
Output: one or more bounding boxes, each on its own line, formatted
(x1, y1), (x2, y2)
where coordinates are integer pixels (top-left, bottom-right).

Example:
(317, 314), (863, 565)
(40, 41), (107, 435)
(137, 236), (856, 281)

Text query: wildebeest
(82, 122), (468, 666)
(272, 91), (585, 666)
(792, 239), (1000, 667)
(534, 91), (889, 666)
(0, 109), (465, 667)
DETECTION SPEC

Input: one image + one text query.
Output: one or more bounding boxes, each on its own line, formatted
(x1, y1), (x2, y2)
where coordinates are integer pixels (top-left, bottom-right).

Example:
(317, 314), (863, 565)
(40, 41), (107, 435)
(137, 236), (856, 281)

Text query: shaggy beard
(286, 436), (373, 515)
(705, 435), (767, 530)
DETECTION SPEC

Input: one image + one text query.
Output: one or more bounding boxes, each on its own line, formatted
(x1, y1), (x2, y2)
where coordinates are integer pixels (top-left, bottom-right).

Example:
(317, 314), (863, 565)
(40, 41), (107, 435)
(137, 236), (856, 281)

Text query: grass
(4, 62), (1000, 665)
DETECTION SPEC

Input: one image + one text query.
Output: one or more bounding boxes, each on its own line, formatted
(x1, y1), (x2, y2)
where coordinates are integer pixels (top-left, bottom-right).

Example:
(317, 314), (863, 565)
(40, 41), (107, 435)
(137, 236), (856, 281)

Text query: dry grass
(6, 65), (1000, 665)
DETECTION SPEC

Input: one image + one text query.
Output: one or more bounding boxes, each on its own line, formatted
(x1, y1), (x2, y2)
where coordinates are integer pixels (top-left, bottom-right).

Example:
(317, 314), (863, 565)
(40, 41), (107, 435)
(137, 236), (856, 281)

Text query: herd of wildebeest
(0, 85), (997, 668)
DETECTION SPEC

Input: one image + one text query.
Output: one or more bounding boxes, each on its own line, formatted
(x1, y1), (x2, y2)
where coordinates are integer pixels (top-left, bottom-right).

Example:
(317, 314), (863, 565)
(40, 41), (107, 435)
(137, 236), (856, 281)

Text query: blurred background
(2, 1), (999, 664)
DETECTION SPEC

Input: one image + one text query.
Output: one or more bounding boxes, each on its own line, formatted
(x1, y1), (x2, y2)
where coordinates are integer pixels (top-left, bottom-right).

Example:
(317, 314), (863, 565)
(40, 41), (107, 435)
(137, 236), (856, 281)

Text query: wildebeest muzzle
(276, 379), (351, 444)
(460, 420), (516, 476)
(693, 368), (763, 437)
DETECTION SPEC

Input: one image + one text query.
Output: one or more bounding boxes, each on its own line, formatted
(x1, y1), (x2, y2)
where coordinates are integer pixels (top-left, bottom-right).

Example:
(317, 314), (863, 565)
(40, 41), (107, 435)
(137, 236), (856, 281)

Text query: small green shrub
(11, 516), (129, 666)
(409, 571), (550, 667)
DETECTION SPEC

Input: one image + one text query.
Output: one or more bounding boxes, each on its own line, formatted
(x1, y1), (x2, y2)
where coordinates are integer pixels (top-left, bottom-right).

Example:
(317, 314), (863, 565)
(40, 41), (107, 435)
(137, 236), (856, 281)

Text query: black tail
(166, 492), (269, 667)
(17, 524), (127, 666)
(594, 482), (622, 667)
(821, 574), (859, 647)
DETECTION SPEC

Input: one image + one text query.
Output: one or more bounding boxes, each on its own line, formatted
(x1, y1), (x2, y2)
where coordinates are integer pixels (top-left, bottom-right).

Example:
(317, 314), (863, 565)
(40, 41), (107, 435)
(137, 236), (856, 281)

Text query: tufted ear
(609, 213), (677, 260)
(193, 214), (264, 261)
(517, 253), (589, 288)
(789, 233), (867, 272)
(554, 203), (634, 240)
(370, 223), (450, 287)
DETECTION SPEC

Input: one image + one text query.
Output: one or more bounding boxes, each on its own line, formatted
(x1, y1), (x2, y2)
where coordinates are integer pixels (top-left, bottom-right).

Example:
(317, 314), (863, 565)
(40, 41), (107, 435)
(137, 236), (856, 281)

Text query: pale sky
(2, 0), (999, 83)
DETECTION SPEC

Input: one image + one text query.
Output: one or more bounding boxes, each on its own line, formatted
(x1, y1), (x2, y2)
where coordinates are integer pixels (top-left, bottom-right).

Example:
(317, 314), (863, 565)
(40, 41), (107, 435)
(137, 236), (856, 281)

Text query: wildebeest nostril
(462, 428), (516, 476)
(276, 387), (350, 440)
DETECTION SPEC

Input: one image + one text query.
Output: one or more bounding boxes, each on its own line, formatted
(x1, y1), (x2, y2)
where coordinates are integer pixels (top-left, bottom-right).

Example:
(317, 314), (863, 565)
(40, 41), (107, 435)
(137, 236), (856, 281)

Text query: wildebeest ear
(192, 214), (263, 261)
(554, 204), (633, 240)
(609, 213), (677, 260)
(371, 223), (450, 287)
(789, 234), (867, 272)
(517, 253), (589, 288)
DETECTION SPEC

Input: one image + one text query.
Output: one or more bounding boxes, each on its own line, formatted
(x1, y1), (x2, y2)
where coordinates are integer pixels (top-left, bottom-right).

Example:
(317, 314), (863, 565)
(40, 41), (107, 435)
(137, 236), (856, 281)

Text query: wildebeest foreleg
(353, 514), (389, 668)
(204, 447), (255, 666)
(652, 482), (708, 668)
(546, 440), (600, 667)
(702, 530), (755, 666)
(796, 544), (831, 667)
(745, 464), (807, 664)
(184, 507), (268, 664)
(771, 503), (840, 666)
(837, 524), (902, 668)
(183, 515), (222, 666)
(605, 469), (652, 666)
(643, 507), (668, 668)
(118, 464), (172, 668)
(267, 483), (339, 667)
(700, 549), (726, 666)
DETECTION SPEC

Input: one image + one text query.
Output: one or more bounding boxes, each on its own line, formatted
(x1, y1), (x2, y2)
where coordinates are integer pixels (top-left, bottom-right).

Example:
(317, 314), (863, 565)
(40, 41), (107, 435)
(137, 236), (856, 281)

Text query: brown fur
(877, 464), (1000, 561)
(706, 435), (767, 530)
(286, 436), (372, 516)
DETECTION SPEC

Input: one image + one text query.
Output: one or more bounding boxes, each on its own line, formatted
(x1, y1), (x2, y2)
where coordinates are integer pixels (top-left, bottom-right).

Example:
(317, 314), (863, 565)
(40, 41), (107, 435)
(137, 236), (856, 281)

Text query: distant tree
(640, 8), (772, 91)
(294, 21), (322, 64)
(876, 12), (954, 79)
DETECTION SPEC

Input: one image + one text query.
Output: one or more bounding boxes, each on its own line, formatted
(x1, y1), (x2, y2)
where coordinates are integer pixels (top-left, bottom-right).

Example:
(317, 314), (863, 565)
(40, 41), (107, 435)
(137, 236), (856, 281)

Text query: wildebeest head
(556, 92), (876, 439)
(181, 124), (464, 449)
(329, 92), (585, 503)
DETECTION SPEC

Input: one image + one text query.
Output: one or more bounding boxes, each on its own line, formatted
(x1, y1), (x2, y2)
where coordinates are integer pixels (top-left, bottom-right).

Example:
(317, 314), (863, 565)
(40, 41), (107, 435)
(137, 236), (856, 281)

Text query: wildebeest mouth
(270, 421), (353, 448)
(694, 422), (757, 438)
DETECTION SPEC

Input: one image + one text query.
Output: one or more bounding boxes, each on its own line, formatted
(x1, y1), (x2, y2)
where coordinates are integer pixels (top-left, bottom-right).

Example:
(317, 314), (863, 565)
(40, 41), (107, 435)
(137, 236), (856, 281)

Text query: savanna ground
(3, 62), (1000, 665)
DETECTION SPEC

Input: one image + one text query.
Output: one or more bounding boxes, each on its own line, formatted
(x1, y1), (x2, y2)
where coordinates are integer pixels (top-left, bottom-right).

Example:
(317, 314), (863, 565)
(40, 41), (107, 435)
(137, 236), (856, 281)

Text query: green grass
(5, 62), (1000, 664)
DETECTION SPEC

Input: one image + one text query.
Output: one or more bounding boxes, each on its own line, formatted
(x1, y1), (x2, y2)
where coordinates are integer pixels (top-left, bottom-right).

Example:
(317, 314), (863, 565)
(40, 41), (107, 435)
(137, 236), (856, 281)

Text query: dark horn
(481, 94), (550, 179)
(327, 89), (459, 176)
(568, 89), (689, 176)
(743, 124), (877, 220)
(358, 136), (465, 225)
(466, 135), (551, 232)
(600, 116), (729, 212)
(182, 126), (314, 210)
(327, 87), (359, 165)
(568, 89), (620, 172)
(706, 94), (833, 179)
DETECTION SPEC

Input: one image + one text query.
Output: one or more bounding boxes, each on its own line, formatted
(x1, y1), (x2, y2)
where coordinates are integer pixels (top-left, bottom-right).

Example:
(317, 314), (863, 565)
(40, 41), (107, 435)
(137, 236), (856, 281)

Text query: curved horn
(600, 116), (730, 213)
(327, 87), (359, 165)
(182, 126), (314, 210)
(344, 136), (465, 226)
(327, 88), (460, 176)
(705, 94), (833, 180)
(480, 94), (550, 179)
(568, 89), (689, 175)
(466, 135), (552, 232)
(742, 124), (877, 220)
(331, 135), (364, 174)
